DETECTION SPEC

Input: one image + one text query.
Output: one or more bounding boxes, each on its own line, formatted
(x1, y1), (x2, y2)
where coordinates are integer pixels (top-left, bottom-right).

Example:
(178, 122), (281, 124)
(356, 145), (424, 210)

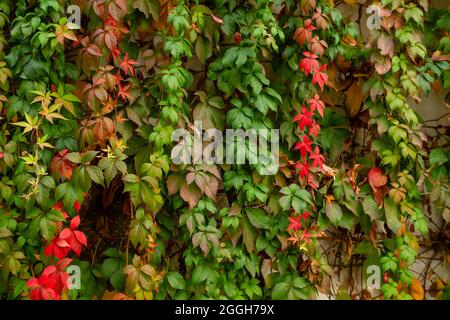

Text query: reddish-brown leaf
(167, 175), (183, 195)
(345, 80), (364, 118)
(180, 182), (202, 209)
(377, 34), (395, 58)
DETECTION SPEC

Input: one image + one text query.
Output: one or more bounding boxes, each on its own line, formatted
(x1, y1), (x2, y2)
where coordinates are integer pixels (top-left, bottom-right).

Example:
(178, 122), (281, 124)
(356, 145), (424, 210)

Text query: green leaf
(388, 126), (407, 144)
(292, 276), (308, 289)
(254, 93), (277, 115)
(325, 202), (343, 225)
(292, 194), (308, 212)
(86, 165), (105, 186)
(39, 216), (55, 241)
(222, 47), (238, 66)
(247, 75), (262, 96)
(404, 5), (423, 25)
(129, 220), (148, 247)
(430, 148), (447, 167)
(382, 283), (398, 299)
(191, 264), (218, 285)
(195, 37), (212, 63)
(362, 196), (381, 220)
(245, 208), (270, 229)
(132, 0), (160, 20)
(384, 198), (402, 234)
(271, 282), (289, 299)
(167, 271), (186, 290)
(380, 254), (398, 272)
(353, 240), (376, 255)
(102, 258), (120, 278)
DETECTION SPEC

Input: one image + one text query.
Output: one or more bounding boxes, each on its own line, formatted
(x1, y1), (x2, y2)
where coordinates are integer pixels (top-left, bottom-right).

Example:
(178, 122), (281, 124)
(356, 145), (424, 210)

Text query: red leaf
(119, 53), (138, 76)
(105, 16), (118, 27)
(293, 107), (314, 130)
(26, 278), (39, 288)
(111, 46), (121, 62)
(312, 65), (328, 91)
(234, 32), (242, 44)
(44, 238), (71, 259)
(58, 220), (87, 257)
(51, 149), (74, 181)
(74, 230), (88, 246)
(74, 200), (81, 213)
(310, 146), (325, 170)
(40, 264), (70, 294)
(56, 258), (73, 270)
(26, 276), (60, 300)
(308, 120), (320, 138)
(299, 52), (319, 75)
(293, 19), (316, 46)
(40, 287), (60, 300)
(117, 83), (133, 102)
(70, 215), (80, 229)
(301, 229), (314, 243)
(301, 211), (311, 221)
(296, 161), (310, 180)
(95, 116), (116, 142)
(294, 135), (313, 157)
(288, 215), (302, 232)
(304, 19), (316, 31)
(368, 167), (387, 188)
(71, 240), (83, 256)
(294, 27), (310, 47)
(41, 266), (57, 277)
(308, 94), (325, 117)
(59, 228), (72, 240)
(368, 167), (389, 207)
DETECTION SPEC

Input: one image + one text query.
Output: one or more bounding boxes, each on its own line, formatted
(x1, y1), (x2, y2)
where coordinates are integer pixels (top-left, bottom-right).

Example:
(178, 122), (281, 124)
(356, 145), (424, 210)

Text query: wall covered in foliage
(0, 0), (449, 300)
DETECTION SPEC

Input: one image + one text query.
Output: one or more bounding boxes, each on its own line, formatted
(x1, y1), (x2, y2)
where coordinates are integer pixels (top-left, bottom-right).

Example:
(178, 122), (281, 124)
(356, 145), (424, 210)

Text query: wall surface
(316, 0), (449, 300)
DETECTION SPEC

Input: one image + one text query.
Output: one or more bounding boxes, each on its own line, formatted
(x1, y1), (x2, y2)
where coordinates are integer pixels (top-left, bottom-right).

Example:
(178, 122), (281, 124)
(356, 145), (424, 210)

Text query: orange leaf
(369, 167), (388, 207)
(411, 278), (424, 300)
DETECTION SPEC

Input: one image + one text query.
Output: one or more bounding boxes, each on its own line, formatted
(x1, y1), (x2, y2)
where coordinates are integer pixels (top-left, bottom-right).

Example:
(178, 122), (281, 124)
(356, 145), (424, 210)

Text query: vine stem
(90, 238), (102, 267)
(125, 196), (133, 265)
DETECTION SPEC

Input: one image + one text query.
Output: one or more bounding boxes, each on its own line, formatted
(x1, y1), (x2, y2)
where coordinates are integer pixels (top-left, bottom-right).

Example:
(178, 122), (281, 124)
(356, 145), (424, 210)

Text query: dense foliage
(0, 0), (449, 300)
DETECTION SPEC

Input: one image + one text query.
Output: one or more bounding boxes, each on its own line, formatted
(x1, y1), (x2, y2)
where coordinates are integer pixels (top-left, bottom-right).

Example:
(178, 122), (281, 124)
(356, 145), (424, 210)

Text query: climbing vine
(0, 0), (448, 300)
